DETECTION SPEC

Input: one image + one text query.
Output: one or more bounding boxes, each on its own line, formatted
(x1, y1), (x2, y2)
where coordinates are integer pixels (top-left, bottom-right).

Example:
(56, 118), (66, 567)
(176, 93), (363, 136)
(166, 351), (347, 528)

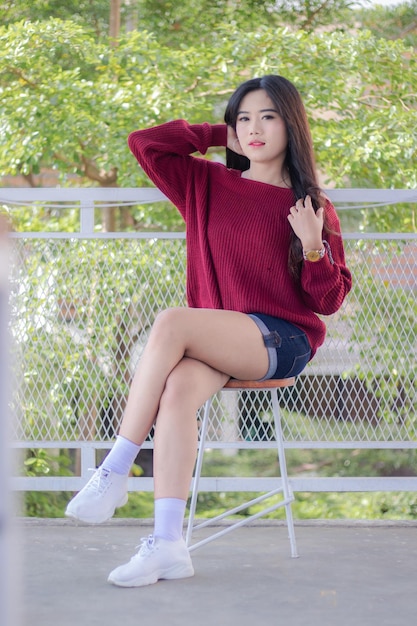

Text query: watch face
(305, 250), (321, 262)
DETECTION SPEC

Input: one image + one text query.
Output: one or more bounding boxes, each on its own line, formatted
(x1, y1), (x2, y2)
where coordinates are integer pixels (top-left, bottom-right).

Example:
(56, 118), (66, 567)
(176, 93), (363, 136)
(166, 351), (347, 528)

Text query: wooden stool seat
(186, 377), (298, 558)
(224, 377), (295, 389)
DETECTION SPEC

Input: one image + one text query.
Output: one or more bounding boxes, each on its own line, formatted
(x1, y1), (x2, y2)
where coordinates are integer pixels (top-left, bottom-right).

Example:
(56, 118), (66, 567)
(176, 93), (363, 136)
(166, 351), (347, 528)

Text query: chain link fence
(3, 188), (417, 492)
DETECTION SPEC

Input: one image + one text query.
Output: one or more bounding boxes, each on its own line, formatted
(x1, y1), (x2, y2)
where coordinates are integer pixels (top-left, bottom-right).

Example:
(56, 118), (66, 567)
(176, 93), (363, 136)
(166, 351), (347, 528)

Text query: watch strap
(302, 240), (335, 264)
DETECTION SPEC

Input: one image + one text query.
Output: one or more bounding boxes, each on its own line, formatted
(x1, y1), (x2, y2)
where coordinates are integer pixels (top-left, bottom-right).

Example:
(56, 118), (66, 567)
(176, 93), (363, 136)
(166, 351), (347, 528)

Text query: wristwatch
(303, 246), (326, 262)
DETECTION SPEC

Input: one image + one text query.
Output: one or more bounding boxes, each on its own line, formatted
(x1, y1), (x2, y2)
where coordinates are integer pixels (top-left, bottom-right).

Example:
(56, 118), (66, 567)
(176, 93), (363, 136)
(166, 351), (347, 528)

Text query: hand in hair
(287, 195), (324, 250)
(226, 125), (245, 156)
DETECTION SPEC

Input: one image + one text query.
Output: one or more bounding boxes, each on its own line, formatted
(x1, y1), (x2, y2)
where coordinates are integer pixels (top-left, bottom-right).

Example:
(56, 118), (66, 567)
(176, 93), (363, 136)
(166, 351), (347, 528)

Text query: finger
(232, 138), (241, 153)
(301, 195), (319, 212)
(227, 126), (240, 152)
(316, 206), (325, 221)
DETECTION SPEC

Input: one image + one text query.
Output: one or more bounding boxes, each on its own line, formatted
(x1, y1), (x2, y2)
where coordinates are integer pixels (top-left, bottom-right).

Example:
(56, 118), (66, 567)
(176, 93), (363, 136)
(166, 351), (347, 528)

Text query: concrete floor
(17, 518), (417, 626)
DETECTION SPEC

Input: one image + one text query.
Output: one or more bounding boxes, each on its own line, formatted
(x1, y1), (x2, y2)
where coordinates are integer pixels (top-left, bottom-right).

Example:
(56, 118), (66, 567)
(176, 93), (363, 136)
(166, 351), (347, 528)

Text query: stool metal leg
(185, 397), (211, 546)
(271, 388), (298, 558)
(186, 386), (298, 558)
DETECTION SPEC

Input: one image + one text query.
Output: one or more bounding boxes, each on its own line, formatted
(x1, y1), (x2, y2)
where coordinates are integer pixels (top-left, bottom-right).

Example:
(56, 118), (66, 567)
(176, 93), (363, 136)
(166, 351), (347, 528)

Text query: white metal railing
(2, 187), (417, 494)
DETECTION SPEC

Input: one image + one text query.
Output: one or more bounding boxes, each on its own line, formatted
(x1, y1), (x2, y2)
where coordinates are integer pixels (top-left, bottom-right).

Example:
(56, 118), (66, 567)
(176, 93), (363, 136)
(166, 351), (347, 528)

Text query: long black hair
(224, 75), (326, 279)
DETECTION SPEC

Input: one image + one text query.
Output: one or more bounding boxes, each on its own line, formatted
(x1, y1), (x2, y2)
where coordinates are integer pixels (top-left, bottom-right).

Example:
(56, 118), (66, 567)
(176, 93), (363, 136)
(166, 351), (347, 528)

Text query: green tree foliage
(0, 0), (110, 38)
(357, 0), (417, 49)
(2, 0), (415, 46)
(1, 18), (416, 232)
(1, 0), (358, 40)
(130, 0), (358, 42)
(261, 0), (357, 31)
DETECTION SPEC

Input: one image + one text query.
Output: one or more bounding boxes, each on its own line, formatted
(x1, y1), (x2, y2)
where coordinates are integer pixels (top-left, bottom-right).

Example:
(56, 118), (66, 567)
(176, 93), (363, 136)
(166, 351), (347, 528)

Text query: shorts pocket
(282, 349), (311, 378)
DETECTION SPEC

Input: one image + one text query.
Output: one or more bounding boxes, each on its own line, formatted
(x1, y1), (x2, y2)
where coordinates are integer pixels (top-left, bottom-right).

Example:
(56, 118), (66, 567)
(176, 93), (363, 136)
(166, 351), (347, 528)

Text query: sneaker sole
(108, 562), (195, 588)
(65, 493), (128, 524)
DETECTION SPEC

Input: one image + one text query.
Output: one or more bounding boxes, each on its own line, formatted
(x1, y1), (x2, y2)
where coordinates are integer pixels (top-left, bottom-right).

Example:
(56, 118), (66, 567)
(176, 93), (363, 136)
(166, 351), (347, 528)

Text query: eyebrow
(237, 108), (279, 115)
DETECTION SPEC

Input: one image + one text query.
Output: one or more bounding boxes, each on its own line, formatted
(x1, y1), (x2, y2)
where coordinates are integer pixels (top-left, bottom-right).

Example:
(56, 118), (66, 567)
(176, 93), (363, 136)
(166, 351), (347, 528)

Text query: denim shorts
(248, 313), (311, 380)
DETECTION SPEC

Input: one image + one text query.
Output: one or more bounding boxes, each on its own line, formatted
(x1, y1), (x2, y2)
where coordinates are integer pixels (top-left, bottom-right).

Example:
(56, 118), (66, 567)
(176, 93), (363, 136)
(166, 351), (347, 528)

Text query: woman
(66, 75), (352, 587)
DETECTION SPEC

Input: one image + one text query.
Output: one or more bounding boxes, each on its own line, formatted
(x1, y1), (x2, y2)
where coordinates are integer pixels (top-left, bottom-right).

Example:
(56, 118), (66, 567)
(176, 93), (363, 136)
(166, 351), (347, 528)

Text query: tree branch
(80, 154), (118, 186)
(6, 67), (38, 88)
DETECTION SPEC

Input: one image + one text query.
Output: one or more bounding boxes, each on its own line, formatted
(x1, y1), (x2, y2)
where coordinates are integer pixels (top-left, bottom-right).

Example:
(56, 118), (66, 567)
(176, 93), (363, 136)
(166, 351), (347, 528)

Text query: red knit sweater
(128, 120), (352, 358)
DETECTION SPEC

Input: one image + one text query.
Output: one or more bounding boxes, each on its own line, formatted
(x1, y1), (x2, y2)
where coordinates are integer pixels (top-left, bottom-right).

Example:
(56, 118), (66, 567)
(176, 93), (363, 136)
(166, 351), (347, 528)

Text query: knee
(150, 307), (183, 343)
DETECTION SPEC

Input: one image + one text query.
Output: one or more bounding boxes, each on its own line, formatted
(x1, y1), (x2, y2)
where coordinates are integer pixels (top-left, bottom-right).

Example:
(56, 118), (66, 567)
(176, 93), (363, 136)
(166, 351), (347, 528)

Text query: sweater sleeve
(299, 201), (352, 315)
(128, 120), (227, 217)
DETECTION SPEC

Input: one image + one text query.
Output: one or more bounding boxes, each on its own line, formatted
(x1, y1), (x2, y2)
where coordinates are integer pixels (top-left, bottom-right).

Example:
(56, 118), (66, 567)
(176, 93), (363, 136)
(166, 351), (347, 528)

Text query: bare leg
(119, 307), (269, 444)
(153, 357), (229, 500)
(68, 308), (272, 585)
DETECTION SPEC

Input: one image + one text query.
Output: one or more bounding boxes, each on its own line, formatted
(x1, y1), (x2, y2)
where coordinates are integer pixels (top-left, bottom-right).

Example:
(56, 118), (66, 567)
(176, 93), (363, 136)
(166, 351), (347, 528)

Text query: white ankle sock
(102, 435), (141, 475)
(153, 498), (187, 542)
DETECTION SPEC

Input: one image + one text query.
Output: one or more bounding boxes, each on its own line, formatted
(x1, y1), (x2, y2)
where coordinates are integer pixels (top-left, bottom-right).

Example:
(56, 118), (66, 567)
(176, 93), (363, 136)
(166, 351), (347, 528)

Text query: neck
(242, 165), (290, 188)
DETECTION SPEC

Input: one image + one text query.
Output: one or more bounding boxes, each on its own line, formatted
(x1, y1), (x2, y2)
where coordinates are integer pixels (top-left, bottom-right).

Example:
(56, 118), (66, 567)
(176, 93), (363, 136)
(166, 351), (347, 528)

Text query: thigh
(154, 307), (270, 381)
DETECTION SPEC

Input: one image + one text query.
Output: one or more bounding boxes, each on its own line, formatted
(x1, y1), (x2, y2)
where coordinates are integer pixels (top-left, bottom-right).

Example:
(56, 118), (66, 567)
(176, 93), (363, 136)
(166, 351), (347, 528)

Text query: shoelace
(132, 535), (156, 560)
(84, 467), (110, 495)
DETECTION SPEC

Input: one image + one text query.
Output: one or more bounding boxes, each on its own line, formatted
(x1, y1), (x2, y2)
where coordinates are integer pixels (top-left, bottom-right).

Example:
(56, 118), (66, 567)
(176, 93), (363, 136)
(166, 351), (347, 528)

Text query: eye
(237, 115), (249, 122)
(262, 114), (274, 120)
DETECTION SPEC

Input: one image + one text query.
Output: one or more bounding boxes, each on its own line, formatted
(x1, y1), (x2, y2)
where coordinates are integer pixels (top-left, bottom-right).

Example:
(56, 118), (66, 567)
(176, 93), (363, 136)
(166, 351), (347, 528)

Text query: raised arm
(128, 120), (227, 214)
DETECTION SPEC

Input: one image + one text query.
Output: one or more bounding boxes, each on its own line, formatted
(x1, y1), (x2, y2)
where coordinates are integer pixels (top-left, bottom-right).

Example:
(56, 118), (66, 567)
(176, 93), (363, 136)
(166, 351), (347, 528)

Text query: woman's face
(235, 89), (288, 167)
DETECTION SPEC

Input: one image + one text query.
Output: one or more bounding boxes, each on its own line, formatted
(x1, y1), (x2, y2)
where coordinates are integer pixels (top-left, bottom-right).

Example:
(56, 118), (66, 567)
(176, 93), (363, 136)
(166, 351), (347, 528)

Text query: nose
(249, 120), (261, 135)
(249, 125), (260, 135)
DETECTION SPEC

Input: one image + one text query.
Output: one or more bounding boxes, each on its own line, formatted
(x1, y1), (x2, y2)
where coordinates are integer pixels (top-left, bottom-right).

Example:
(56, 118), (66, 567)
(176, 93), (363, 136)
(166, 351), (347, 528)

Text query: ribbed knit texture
(128, 120), (352, 358)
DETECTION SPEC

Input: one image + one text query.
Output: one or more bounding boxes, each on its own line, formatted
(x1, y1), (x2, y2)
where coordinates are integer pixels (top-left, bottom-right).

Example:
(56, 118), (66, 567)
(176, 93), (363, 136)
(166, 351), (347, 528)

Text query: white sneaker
(65, 467), (128, 524)
(107, 535), (194, 587)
